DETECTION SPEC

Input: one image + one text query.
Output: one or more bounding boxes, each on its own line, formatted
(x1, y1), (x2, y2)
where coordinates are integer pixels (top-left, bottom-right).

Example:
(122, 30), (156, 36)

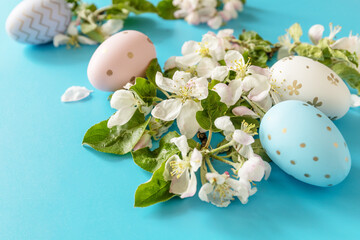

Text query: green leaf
(209, 79), (220, 89)
(134, 161), (175, 207)
(163, 67), (179, 79)
(132, 131), (180, 173)
(157, 0), (178, 19)
(80, 24), (105, 43)
(252, 139), (271, 162)
(130, 77), (156, 105)
(196, 90), (228, 132)
(331, 62), (360, 94)
(293, 43), (323, 60)
(82, 110), (150, 155)
(112, 0), (157, 14)
(288, 23), (303, 42)
(146, 58), (162, 85)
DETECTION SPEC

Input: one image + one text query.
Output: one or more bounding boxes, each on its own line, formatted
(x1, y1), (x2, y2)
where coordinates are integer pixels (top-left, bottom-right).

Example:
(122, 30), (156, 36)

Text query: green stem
(243, 96), (266, 118)
(204, 130), (212, 149)
(159, 88), (171, 99)
(205, 157), (217, 173)
(210, 154), (236, 167)
(208, 141), (234, 155)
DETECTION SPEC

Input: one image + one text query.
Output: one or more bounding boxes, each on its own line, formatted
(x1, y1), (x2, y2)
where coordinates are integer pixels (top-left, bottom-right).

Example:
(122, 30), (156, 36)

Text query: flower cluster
(172, 0), (245, 29)
(83, 29), (278, 208)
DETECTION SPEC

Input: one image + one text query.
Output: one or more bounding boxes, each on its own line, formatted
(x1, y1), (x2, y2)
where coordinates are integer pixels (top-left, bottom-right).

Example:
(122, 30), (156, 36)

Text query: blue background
(1, 0), (360, 239)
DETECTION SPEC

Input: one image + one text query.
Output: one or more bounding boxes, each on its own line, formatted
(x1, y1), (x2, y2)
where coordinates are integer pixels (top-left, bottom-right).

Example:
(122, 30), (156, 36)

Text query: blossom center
(170, 159), (190, 179)
(196, 42), (210, 57)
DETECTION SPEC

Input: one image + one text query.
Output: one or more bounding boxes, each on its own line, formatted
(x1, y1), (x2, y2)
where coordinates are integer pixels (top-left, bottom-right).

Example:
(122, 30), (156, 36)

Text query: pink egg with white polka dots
(87, 30), (156, 92)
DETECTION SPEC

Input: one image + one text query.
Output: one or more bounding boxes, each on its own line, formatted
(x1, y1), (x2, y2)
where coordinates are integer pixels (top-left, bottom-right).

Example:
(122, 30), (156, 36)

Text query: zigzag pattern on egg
(6, 0), (71, 45)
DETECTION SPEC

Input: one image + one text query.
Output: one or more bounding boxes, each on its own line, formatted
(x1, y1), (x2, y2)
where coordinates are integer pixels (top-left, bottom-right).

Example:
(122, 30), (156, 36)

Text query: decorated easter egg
(6, 0), (71, 45)
(259, 100), (351, 187)
(87, 30), (156, 92)
(270, 56), (351, 120)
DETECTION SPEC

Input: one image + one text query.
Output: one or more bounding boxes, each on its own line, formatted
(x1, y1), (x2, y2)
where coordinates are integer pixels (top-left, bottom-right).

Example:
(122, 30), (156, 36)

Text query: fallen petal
(61, 86), (92, 102)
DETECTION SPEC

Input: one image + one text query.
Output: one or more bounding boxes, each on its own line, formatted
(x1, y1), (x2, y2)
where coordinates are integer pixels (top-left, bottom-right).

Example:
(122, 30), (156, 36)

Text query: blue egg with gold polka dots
(259, 100), (351, 187)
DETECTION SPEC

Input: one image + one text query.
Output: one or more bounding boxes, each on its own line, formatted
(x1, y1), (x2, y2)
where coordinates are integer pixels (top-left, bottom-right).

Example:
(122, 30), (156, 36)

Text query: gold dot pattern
(123, 31), (128, 34)
(282, 128), (287, 133)
(290, 160), (296, 165)
(316, 113), (322, 118)
(300, 143), (306, 148)
(345, 157), (349, 162)
(313, 156), (318, 161)
(333, 142), (338, 148)
(127, 52), (134, 59)
(276, 150), (280, 155)
(328, 184), (333, 187)
(304, 173), (310, 178)
(268, 134), (271, 140)
(106, 69), (113, 76)
(344, 142), (347, 148)
(325, 174), (331, 179)
(147, 37), (153, 44)
(326, 126), (331, 131)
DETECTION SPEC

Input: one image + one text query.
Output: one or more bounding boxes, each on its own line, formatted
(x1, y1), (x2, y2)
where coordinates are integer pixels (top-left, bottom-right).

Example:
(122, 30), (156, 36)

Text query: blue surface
(1, 0), (360, 239)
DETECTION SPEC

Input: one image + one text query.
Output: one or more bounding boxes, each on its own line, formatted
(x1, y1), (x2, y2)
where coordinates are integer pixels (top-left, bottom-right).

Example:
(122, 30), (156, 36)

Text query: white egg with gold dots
(270, 56), (351, 120)
(260, 100), (351, 187)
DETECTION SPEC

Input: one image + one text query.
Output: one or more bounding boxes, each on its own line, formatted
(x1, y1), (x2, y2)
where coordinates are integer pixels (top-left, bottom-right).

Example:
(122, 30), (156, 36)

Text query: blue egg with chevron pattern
(259, 100), (351, 187)
(6, 0), (71, 45)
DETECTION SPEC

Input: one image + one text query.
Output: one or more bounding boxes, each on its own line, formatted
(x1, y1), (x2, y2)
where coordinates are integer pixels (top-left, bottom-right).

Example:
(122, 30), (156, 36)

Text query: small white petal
(164, 56), (177, 70)
(190, 148), (202, 172)
(224, 50), (245, 69)
(198, 183), (214, 203)
(242, 74), (271, 102)
(61, 86), (92, 102)
(214, 116), (235, 134)
(188, 77), (209, 100)
(277, 46), (292, 60)
(176, 53), (202, 68)
(232, 106), (259, 118)
(155, 72), (181, 93)
(101, 19), (124, 36)
(151, 99), (183, 121)
(180, 170), (197, 198)
(207, 15), (223, 29)
(211, 66), (229, 81)
(107, 106), (137, 128)
(164, 155), (181, 181)
(77, 35), (98, 45)
(351, 94), (360, 107)
(228, 79), (243, 105)
(172, 71), (192, 83)
(181, 40), (200, 55)
(170, 135), (189, 158)
(264, 160), (272, 180)
(110, 90), (137, 110)
(308, 24), (324, 45)
(170, 169), (190, 195)
(233, 130), (254, 146)
(133, 133), (152, 151)
(196, 57), (219, 78)
(177, 100), (202, 138)
(53, 34), (70, 47)
(67, 21), (79, 36)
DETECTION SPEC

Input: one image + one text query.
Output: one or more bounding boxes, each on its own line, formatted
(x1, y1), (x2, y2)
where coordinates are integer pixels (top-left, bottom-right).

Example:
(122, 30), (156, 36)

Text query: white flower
(212, 80), (242, 107)
(101, 19), (124, 37)
(207, 15), (223, 29)
(133, 132), (152, 151)
(163, 135), (202, 198)
(176, 34), (224, 68)
(242, 72), (271, 102)
(277, 32), (293, 60)
(205, 29), (239, 51)
(61, 86), (93, 102)
(107, 90), (139, 128)
(151, 71), (208, 138)
(198, 172), (256, 207)
(232, 106), (259, 118)
(214, 116), (256, 158)
(238, 154), (271, 182)
(350, 94), (360, 107)
(308, 24), (324, 45)
(328, 22), (342, 40)
(53, 21), (97, 47)
(223, 50), (250, 79)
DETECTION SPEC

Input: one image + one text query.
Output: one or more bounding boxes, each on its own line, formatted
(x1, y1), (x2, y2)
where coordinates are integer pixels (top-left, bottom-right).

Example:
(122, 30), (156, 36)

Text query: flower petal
(53, 34), (70, 47)
(155, 72), (180, 93)
(107, 106), (137, 128)
(176, 53), (202, 68)
(133, 132), (152, 151)
(164, 56), (176, 70)
(170, 135), (189, 158)
(67, 21), (79, 36)
(101, 19), (124, 36)
(232, 106), (259, 118)
(164, 155), (181, 181)
(214, 116), (235, 135)
(224, 50), (245, 69)
(351, 94), (360, 107)
(233, 130), (255, 146)
(180, 170), (197, 198)
(190, 148), (202, 172)
(177, 100), (202, 138)
(211, 66), (229, 81)
(196, 57), (219, 78)
(263, 160), (272, 180)
(242, 74), (271, 102)
(181, 40), (200, 55)
(188, 77), (209, 100)
(207, 15), (223, 29)
(198, 183), (214, 203)
(151, 99), (183, 121)
(61, 86), (92, 102)
(308, 24), (324, 45)
(170, 169), (190, 195)
(77, 35), (98, 45)
(172, 71), (192, 83)
(110, 89), (136, 110)
(228, 79), (243, 105)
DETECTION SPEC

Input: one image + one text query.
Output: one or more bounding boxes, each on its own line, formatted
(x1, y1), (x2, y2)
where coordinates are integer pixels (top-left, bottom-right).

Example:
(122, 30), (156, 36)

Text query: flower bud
(308, 24), (324, 44)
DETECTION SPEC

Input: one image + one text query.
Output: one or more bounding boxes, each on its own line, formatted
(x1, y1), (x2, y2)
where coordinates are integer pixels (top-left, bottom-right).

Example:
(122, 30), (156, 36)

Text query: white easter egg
(270, 56), (351, 120)
(6, 0), (71, 45)
(260, 100), (351, 187)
